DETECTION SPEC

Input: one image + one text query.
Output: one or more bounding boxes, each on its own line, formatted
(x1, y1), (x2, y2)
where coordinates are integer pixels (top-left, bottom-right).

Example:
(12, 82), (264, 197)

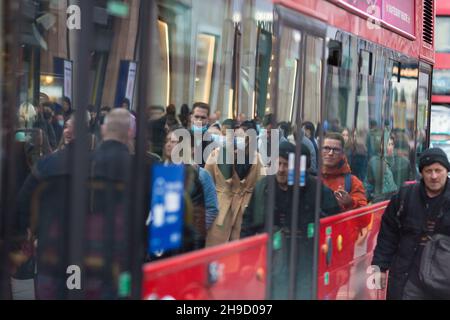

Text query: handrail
(320, 201), (390, 225)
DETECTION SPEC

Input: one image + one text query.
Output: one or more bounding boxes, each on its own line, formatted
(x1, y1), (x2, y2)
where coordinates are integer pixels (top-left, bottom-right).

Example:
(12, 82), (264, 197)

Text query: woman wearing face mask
(204, 120), (266, 247)
(52, 110), (65, 145)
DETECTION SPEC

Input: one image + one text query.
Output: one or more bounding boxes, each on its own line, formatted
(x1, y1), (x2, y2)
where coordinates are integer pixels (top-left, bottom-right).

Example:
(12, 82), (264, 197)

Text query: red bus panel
(142, 234), (268, 300)
(317, 202), (389, 300)
(274, 0), (434, 63)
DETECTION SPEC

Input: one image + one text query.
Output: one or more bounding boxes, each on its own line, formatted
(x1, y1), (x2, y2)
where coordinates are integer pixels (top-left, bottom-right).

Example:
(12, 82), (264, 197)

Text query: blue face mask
(192, 124), (207, 134)
(259, 128), (267, 138)
(211, 134), (225, 147)
(58, 120), (64, 127)
(15, 132), (26, 142)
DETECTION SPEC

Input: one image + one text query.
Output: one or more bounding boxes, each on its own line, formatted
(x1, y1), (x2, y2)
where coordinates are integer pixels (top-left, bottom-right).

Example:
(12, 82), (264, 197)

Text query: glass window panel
(417, 71), (430, 159)
(432, 69), (450, 96)
(277, 28), (301, 123)
(430, 105), (450, 160)
(436, 16), (450, 53)
(384, 61), (418, 192)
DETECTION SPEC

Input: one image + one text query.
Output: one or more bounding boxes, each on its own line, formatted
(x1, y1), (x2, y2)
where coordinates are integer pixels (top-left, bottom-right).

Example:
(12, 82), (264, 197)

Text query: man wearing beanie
(241, 141), (339, 299)
(373, 147), (450, 299)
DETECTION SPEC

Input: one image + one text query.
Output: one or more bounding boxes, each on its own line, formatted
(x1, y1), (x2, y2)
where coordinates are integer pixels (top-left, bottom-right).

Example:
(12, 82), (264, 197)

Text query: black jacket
(241, 174), (341, 238)
(16, 142), (75, 234)
(241, 174), (340, 299)
(372, 179), (450, 299)
(90, 140), (131, 182)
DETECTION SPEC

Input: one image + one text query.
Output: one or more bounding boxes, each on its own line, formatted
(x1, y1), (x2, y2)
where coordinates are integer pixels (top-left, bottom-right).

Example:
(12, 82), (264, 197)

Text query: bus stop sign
(149, 165), (185, 254)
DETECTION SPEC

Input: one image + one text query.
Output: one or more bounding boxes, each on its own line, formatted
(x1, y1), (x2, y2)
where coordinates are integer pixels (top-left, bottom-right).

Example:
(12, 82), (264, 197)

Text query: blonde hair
(19, 102), (37, 128)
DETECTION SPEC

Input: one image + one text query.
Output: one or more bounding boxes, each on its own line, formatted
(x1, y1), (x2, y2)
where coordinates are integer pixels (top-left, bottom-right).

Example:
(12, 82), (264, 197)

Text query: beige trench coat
(205, 148), (265, 247)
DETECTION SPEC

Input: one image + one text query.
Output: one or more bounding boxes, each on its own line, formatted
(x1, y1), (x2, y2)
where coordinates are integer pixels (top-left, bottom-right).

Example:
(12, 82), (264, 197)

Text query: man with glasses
(191, 102), (212, 167)
(320, 132), (369, 299)
(321, 132), (367, 211)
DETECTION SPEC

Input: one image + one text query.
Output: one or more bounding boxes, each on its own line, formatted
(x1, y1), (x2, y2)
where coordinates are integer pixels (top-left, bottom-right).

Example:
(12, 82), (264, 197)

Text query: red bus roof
(275, 0), (434, 64)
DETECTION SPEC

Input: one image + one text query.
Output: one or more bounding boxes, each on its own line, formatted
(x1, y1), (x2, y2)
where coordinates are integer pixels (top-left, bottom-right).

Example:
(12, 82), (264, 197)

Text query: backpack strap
(344, 173), (352, 194)
(395, 184), (416, 230)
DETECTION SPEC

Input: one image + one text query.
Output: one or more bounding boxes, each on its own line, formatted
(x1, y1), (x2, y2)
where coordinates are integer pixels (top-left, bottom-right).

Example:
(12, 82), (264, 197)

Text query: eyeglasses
(322, 146), (343, 154)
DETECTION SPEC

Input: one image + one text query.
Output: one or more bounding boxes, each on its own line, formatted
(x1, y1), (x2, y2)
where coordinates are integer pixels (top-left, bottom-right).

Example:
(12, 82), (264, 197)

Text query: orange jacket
(321, 157), (368, 212)
(321, 158), (371, 292)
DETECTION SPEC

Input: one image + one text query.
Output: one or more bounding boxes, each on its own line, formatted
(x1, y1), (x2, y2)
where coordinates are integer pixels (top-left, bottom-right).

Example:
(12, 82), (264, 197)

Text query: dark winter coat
(241, 174), (340, 299)
(372, 179), (450, 299)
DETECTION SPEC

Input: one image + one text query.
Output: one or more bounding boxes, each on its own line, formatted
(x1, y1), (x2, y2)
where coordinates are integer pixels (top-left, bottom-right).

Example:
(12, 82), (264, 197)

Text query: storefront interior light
(43, 75), (54, 84)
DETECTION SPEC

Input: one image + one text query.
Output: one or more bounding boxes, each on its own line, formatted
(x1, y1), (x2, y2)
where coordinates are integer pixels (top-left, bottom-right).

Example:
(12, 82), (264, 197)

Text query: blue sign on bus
(148, 164), (185, 254)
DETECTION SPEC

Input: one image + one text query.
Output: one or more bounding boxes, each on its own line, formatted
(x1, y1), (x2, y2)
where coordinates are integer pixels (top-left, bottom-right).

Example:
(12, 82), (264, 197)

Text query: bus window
(417, 70), (431, 160)
(386, 60), (419, 189)
(436, 16), (450, 53)
(277, 28), (301, 123)
(323, 34), (358, 138)
(303, 36), (322, 126)
(432, 69), (450, 96)
(255, 28), (273, 119)
(356, 47), (384, 202)
(324, 33), (361, 182)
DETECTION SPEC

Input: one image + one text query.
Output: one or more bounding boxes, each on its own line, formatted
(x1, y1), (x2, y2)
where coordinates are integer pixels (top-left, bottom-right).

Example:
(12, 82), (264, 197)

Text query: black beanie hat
(419, 148), (450, 172)
(279, 141), (311, 169)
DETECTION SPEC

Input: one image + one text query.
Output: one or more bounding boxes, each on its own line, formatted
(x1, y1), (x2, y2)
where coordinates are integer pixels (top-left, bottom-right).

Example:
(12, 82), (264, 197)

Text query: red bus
(1, 0), (434, 300)
(142, 0), (435, 300)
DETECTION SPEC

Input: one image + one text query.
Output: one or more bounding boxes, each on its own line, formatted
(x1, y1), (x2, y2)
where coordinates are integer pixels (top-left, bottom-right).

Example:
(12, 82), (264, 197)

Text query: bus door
(266, 5), (327, 300)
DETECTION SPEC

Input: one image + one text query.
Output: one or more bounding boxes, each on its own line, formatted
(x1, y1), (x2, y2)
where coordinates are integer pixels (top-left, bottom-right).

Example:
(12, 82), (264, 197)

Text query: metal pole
(264, 7), (281, 300)
(0, 0), (21, 300)
(67, 0), (92, 300)
(311, 39), (329, 300)
(129, 0), (154, 300)
(287, 32), (307, 300)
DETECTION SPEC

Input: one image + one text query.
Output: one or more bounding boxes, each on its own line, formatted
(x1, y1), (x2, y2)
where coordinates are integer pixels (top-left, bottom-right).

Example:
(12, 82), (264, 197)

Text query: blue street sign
(148, 164), (185, 254)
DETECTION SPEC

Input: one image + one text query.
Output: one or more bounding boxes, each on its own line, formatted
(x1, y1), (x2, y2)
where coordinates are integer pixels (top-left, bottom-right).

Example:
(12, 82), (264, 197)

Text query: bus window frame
(273, 4), (328, 300)
(419, 62), (433, 152)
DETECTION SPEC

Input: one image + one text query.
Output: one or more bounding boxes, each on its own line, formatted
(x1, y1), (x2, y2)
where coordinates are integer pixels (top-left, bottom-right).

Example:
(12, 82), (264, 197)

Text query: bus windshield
(436, 16), (450, 53)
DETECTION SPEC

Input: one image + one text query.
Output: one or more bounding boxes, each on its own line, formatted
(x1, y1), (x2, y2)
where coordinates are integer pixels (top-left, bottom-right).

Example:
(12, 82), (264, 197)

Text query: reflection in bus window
(303, 35), (322, 126)
(357, 49), (384, 200)
(277, 28), (301, 122)
(417, 71), (430, 159)
(324, 34), (358, 135)
(194, 34), (216, 104)
(386, 61), (418, 189)
(255, 28), (273, 119)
